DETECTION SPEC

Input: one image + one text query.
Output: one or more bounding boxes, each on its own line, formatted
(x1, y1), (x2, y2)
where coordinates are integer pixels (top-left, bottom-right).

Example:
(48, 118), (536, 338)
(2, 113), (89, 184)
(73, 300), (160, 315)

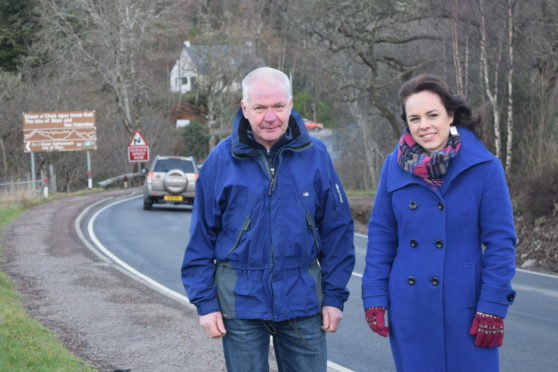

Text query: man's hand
(321, 306), (343, 332)
(199, 311), (227, 339)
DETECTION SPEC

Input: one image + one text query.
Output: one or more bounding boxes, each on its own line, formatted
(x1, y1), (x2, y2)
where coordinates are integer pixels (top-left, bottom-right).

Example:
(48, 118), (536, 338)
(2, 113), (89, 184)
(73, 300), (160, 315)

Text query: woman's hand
(469, 312), (505, 347)
(365, 307), (390, 337)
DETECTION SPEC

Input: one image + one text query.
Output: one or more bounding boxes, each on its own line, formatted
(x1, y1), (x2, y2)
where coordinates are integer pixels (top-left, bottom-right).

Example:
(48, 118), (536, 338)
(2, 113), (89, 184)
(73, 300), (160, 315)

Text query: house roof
(181, 40), (264, 75)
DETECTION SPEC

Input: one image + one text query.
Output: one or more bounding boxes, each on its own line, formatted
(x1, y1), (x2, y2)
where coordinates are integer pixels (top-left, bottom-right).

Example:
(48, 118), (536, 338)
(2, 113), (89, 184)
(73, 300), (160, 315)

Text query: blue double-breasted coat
(362, 128), (516, 371)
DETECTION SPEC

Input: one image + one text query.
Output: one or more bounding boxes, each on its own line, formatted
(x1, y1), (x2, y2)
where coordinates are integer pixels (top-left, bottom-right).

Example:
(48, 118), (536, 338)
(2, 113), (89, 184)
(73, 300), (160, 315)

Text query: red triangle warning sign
(128, 130), (148, 146)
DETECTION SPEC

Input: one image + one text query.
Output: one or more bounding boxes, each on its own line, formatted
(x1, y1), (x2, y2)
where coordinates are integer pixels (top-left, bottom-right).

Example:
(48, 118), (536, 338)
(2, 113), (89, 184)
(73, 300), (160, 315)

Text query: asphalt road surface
(87, 195), (558, 372)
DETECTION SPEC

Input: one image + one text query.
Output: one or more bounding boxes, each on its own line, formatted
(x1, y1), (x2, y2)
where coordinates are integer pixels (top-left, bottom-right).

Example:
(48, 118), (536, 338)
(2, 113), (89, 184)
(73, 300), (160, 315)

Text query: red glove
(365, 307), (389, 337)
(469, 312), (505, 348)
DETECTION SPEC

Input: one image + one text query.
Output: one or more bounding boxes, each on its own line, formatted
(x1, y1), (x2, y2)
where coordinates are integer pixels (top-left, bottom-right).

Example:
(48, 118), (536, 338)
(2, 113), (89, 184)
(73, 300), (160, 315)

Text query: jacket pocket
(307, 260), (324, 306)
(226, 215), (251, 257)
(215, 262), (237, 319)
(462, 263), (479, 308)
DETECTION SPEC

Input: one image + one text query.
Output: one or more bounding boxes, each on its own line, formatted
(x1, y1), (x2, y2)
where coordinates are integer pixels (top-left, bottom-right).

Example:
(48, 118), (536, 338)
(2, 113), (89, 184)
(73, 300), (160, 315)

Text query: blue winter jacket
(182, 108), (355, 321)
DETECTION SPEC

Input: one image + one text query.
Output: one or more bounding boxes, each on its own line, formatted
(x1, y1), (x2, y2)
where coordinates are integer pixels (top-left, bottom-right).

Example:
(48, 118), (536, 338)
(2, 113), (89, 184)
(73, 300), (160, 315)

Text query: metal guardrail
(0, 180), (43, 188)
(0, 179), (43, 194)
(1, 172), (145, 193)
(97, 172), (144, 188)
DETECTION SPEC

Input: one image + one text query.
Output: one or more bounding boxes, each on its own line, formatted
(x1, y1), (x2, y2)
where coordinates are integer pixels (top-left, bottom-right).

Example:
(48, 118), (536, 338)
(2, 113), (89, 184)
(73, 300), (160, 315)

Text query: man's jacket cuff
(323, 296), (346, 311)
(195, 298), (221, 316)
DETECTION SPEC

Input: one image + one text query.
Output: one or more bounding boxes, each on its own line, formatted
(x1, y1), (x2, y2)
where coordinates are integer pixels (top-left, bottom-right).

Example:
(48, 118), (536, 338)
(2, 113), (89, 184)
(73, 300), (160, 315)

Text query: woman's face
(404, 90), (454, 153)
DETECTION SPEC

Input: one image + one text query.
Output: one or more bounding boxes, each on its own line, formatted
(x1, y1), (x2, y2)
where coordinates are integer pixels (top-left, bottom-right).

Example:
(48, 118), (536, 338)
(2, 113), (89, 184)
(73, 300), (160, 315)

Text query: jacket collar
(231, 108), (312, 158)
(386, 128), (493, 192)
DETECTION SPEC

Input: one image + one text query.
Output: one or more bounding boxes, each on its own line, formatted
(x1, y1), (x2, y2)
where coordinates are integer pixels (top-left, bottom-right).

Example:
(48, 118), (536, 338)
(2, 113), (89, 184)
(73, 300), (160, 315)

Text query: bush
(512, 169), (558, 223)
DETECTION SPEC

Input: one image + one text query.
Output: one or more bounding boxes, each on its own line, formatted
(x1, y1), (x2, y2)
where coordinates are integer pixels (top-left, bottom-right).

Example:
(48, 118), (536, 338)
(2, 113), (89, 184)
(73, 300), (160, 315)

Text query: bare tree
(478, 0), (518, 167)
(36, 0), (188, 137)
(504, 0), (515, 173)
(452, 0), (464, 96)
(479, 0), (503, 158)
(285, 0), (447, 189)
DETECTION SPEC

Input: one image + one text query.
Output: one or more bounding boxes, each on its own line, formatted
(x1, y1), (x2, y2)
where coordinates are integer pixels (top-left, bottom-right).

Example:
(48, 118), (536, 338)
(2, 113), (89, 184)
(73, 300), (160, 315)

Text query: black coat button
(410, 240), (418, 248)
(437, 202), (444, 211)
(407, 276), (416, 285)
(409, 201), (418, 210)
(507, 293), (515, 302)
(435, 240), (444, 249)
(431, 277), (440, 286)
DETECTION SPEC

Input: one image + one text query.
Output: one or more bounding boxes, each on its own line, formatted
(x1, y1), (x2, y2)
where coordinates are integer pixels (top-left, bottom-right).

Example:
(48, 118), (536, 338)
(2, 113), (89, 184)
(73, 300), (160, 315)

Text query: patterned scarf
(396, 129), (461, 189)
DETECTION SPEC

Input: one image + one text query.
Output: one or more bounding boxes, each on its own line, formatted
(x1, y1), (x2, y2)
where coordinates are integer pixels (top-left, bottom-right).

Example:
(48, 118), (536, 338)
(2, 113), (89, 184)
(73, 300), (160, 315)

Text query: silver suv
(143, 155), (198, 210)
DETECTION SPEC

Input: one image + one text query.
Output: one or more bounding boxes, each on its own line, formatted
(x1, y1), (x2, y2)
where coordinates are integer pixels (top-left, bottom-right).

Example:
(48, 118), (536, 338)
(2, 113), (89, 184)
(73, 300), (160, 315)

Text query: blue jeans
(222, 314), (327, 372)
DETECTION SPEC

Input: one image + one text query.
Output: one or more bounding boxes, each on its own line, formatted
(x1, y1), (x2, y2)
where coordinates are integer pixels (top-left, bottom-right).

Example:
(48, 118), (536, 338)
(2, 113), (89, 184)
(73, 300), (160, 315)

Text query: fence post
(49, 164), (57, 193)
(42, 177), (49, 198)
(30, 152), (36, 191)
(86, 150), (92, 189)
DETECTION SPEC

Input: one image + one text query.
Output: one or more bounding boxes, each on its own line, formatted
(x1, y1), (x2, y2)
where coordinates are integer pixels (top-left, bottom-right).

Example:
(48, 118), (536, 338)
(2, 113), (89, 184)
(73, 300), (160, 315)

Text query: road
(88, 195), (558, 372)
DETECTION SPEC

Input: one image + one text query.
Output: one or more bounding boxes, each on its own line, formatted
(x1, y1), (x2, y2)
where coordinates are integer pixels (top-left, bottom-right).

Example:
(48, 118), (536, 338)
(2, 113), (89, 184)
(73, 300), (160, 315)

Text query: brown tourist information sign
(23, 111), (97, 152)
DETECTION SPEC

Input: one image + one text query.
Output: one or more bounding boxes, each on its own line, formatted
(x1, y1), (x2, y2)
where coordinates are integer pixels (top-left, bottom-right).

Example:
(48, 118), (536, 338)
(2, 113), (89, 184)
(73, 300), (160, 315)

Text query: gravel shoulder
(0, 189), (226, 372)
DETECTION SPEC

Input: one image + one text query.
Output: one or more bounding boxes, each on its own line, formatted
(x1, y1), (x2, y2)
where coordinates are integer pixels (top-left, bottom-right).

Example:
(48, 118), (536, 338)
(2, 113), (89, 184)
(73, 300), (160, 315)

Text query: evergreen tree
(0, 0), (39, 72)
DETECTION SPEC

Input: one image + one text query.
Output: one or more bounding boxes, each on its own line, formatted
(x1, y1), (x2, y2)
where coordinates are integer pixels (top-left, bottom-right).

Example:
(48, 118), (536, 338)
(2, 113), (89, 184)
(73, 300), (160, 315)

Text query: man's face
(241, 79), (292, 150)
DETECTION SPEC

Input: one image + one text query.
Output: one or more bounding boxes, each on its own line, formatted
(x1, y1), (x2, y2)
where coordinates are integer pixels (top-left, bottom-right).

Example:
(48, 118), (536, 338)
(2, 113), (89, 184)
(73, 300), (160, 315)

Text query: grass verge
(0, 192), (97, 372)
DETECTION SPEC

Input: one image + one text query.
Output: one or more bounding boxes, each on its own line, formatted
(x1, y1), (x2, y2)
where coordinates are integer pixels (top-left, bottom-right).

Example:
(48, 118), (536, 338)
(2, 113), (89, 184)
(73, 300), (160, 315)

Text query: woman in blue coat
(362, 74), (516, 372)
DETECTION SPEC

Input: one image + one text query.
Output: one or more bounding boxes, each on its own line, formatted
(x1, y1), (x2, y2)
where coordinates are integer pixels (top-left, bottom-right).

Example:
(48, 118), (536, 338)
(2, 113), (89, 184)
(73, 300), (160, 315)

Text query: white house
(169, 40), (263, 94)
(170, 41), (199, 93)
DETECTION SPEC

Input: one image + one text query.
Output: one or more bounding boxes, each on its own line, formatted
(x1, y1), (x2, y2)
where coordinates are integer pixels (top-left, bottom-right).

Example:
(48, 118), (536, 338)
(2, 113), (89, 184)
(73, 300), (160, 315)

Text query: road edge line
(76, 194), (356, 372)
(75, 195), (194, 309)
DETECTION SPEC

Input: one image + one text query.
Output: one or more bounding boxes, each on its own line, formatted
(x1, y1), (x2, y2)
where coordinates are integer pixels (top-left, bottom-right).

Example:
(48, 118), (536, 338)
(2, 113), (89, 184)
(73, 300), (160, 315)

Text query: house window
(181, 77), (188, 85)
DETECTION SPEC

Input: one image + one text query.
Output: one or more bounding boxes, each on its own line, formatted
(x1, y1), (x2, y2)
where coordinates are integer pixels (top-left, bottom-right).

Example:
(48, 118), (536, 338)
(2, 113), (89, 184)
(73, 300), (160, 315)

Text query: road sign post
(86, 151), (92, 189)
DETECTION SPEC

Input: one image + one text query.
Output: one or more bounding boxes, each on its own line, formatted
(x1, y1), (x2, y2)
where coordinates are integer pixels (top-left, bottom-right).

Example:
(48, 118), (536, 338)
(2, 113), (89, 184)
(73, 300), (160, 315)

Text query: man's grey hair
(242, 67), (292, 103)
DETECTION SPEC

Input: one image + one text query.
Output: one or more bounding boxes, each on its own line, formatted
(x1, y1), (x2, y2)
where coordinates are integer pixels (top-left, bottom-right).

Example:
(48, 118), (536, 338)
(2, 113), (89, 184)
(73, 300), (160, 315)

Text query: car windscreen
(154, 159), (195, 173)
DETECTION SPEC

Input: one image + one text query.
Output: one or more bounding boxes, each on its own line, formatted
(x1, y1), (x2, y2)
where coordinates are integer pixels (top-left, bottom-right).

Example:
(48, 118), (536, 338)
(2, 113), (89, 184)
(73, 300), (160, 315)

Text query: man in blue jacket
(181, 67), (355, 372)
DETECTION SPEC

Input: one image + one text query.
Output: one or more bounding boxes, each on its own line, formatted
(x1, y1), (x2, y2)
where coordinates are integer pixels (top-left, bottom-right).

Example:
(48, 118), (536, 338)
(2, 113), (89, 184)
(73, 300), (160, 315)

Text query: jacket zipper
(260, 143), (312, 319)
(306, 211), (319, 250)
(258, 152), (277, 318)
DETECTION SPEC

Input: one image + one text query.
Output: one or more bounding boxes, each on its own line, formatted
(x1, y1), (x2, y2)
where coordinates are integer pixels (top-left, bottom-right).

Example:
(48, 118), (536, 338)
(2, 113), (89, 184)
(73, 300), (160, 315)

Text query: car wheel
(143, 200), (153, 210)
(313, 127), (321, 131)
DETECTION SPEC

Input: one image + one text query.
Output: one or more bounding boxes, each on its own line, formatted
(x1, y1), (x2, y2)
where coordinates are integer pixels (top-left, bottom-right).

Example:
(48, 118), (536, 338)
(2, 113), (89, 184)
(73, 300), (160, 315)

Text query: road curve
(1, 189), (226, 372)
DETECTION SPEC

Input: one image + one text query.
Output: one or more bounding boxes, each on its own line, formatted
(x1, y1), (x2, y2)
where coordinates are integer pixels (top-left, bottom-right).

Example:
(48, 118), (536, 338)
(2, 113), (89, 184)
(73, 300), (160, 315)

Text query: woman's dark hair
(399, 74), (482, 137)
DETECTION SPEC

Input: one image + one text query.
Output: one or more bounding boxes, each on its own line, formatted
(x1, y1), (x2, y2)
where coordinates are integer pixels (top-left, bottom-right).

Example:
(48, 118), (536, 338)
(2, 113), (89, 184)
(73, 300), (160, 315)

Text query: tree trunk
(348, 100), (382, 189)
(0, 137), (7, 174)
(479, 0), (501, 158)
(452, 0), (464, 96)
(207, 93), (218, 151)
(504, 0), (514, 174)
